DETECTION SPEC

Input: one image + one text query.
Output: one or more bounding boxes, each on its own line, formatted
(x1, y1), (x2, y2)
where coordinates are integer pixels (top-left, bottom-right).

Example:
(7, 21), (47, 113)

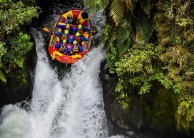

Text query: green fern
(0, 70), (6, 83)
(97, 0), (110, 11)
(115, 19), (132, 55)
(110, 0), (124, 26)
(136, 10), (153, 43)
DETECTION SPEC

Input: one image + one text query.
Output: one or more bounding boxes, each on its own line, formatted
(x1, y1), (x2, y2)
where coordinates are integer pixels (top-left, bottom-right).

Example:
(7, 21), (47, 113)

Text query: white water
(0, 28), (111, 138)
(0, 11), (126, 138)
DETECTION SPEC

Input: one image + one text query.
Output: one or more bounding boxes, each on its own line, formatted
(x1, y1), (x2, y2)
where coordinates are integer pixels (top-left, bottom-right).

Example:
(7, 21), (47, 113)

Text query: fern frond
(122, 37), (131, 55)
(97, 0), (110, 11)
(136, 10), (153, 43)
(116, 19), (132, 55)
(125, 0), (134, 13)
(0, 70), (6, 83)
(110, 0), (124, 26)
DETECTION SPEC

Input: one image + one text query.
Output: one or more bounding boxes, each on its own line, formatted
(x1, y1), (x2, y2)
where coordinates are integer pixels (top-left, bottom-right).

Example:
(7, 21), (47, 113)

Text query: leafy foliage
(154, 0), (194, 129)
(125, 0), (134, 13)
(84, 0), (99, 14)
(102, 23), (111, 42)
(3, 32), (33, 66)
(83, 0), (194, 130)
(115, 43), (174, 96)
(103, 18), (132, 73)
(0, 42), (6, 68)
(0, 70), (6, 83)
(110, 0), (124, 26)
(0, 1), (38, 34)
(97, 0), (110, 11)
(115, 19), (132, 55)
(136, 10), (153, 43)
(0, 0), (38, 83)
(141, 0), (152, 16)
(105, 33), (118, 74)
(0, 42), (6, 82)
(84, 0), (110, 16)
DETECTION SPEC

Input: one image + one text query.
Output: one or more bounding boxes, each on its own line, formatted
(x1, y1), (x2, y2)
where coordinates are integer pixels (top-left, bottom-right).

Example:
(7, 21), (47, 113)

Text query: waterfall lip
(47, 9), (96, 64)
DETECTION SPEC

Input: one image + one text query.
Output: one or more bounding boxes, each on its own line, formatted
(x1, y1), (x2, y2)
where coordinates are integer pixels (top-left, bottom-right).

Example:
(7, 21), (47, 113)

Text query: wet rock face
(99, 61), (135, 137)
(100, 61), (188, 137)
(0, 44), (37, 108)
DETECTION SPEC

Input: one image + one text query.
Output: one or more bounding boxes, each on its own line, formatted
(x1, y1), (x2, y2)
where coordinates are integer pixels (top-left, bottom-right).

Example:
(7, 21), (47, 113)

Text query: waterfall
(0, 11), (125, 138)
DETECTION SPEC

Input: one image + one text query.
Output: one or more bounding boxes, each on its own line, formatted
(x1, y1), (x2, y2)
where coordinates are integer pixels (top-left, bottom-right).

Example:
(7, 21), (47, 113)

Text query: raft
(48, 9), (93, 64)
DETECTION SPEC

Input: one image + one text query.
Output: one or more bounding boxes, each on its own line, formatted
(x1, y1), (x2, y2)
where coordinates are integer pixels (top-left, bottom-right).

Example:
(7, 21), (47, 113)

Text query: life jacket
(59, 44), (66, 51)
(69, 34), (75, 44)
(78, 29), (83, 35)
(73, 45), (78, 52)
(61, 34), (68, 41)
(75, 37), (81, 44)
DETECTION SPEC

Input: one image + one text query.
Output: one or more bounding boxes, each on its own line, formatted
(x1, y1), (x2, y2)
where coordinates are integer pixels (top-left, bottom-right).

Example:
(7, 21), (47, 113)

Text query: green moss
(144, 88), (177, 129)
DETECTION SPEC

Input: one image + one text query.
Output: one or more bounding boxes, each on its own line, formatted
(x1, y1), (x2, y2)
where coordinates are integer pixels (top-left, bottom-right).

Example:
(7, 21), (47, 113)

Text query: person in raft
(70, 40), (84, 54)
(56, 29), (74, 45)
(60, 29), (69, 41)
(55, 39), (69, 54)
(66, 32), (88, 44)
(71, 32), (88, 44)
(55, 24), (74, 36)
(73, 24), (90, 34)
(65, 14), (73, 24)
(56, 24), (78, 35)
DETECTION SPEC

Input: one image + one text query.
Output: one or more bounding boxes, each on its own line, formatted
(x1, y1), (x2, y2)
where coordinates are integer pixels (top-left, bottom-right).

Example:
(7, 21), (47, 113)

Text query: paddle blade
(43, 27), (49, 32)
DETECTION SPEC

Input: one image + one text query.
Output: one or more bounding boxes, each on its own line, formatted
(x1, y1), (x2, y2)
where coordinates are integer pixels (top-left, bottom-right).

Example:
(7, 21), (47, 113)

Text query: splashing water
(51, 45), (108, 138)
(0, 12), (125, 138)
(0, 29), (108, 138)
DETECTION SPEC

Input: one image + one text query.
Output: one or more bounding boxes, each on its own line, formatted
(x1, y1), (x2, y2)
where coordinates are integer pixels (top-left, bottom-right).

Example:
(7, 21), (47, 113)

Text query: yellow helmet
(73, 40), (78, 45)
(75, 32), (80, 37)
(63, 39), (67, 43)
(64, 29), (69, 34)
(78, 24), (82, 29)
(66, 24), (70, 29)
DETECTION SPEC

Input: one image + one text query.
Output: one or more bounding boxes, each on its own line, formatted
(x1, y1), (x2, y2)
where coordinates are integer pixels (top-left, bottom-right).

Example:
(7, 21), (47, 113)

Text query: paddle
(43, 27), (50, 32)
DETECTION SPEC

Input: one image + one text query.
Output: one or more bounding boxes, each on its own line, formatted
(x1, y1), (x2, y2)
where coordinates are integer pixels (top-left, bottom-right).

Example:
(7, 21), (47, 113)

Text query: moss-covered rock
(100, 61), (190, 137)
